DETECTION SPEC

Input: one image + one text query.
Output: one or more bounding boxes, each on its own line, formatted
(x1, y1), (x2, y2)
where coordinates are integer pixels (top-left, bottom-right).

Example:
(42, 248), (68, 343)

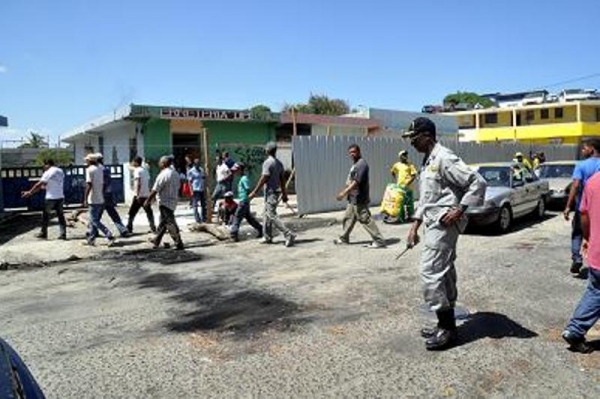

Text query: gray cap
(159, 155), (172, 165)
(265, 141), (277, 151)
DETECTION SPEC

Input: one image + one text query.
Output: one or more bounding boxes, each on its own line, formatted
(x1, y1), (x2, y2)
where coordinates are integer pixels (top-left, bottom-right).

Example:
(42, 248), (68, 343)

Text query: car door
(523, 169), (544, 213)
(510, 170), (529, 217)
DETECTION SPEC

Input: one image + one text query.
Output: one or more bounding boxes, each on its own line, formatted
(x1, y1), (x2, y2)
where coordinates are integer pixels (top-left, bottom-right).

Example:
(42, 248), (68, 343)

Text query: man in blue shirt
(229, 162), (263, 241)
(187, 158), (207, 223)
(564, 138), (600, 276)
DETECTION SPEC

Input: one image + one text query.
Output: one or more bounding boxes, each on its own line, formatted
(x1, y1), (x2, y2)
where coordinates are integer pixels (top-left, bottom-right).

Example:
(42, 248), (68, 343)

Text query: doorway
(172, 133), (201, 173)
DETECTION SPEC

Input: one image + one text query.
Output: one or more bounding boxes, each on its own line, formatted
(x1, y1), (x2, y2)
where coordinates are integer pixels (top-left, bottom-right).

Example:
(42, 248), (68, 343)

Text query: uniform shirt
(262, 155), (284, 193)
(40, 166), (65, 200)
(390, 161), (417, 189)
(215, 163), (231, 183)
(133, 166), (150, 198)
(415, 143), (486, 226)
(237, 175), (252, 203)
(152, 168), (180, 211)
(572, 157), (600, 210)
(580, 173), (600, 270)
(187, 166), (205, 192)
(85, 164), (105, 205)
(347, 158), (370, 205)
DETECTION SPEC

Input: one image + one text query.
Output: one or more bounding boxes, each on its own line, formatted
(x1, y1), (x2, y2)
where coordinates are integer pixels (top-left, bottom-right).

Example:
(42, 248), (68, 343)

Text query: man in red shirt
(562, 172), (600, 353)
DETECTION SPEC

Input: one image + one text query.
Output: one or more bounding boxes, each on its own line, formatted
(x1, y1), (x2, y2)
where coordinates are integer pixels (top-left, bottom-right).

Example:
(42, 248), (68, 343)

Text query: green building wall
(142, 118), (170, 178)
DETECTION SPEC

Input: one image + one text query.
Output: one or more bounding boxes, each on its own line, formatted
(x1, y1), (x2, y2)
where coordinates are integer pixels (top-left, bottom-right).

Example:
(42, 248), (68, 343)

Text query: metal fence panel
(293, 136), (579, 215)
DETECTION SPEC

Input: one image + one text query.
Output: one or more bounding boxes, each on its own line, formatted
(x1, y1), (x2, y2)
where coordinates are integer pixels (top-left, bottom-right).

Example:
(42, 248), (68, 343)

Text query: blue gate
(0, 165), (124, 210)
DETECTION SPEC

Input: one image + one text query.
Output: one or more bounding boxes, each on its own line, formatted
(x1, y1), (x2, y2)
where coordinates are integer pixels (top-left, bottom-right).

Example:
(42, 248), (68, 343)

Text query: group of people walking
(21, 117), (600, 353)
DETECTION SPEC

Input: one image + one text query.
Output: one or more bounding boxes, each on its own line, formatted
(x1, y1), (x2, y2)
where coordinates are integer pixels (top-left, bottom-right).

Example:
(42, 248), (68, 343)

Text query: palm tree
(19, 132), (48, 148)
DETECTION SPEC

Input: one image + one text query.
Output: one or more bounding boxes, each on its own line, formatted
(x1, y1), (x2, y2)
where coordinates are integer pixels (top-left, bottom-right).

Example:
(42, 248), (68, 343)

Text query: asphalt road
(1, 211), (599, 397)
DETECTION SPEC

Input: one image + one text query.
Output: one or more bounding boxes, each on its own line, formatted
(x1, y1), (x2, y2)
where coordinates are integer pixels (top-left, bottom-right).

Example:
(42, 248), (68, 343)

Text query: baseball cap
(401, 117), (437, 138)
(515, 152), (524, 157)
(232, 162), (245, 170)
(398, 150), (408, 157)
(224, 191), (234, 198)
(84, 153), (98, 162)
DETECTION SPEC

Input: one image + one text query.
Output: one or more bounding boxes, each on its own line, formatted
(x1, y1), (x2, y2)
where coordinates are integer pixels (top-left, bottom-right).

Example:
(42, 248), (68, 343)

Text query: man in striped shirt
(144, 156), (184, 250)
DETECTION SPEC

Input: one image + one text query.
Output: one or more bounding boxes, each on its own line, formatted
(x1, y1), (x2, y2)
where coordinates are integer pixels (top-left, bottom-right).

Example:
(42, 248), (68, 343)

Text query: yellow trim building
(446, 101), (600, 144)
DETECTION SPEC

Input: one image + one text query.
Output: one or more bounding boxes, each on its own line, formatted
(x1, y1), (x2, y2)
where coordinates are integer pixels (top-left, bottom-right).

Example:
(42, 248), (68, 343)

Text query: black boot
(425, 308), (457, 351)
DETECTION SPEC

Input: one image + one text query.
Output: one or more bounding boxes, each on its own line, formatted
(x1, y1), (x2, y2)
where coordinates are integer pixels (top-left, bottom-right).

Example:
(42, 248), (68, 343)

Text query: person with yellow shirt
(515, 152), (533, 171)
(390, 150), (418, 221)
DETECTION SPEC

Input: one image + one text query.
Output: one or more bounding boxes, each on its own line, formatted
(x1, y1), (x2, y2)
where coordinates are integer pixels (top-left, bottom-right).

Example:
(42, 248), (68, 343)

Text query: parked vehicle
(466, 163), (550, 233)
(538, 161), (576, 208)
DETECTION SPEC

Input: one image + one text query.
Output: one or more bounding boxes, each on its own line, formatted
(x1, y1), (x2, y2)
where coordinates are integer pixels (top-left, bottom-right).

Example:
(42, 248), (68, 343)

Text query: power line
(532, 73), (600, 91)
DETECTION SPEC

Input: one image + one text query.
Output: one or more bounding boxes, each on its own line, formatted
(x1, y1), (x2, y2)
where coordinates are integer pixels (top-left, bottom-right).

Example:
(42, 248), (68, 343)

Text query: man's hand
(281, 193), (288, 203)
(581, 239), (589, 259)
(407, 226), (420, 248)
(441, 208), (464, 226)
(21, 190), (31, 199)
(248, 192), (256, 201)
(563, 208), (571, 221)
(143, 199), (151, 208)
(83, 200), (88, 208)
(336, 191), (345, 201)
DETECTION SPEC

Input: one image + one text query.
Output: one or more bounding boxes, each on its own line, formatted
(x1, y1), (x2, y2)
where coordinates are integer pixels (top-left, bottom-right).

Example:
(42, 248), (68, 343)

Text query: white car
(466, 163), (550, 233)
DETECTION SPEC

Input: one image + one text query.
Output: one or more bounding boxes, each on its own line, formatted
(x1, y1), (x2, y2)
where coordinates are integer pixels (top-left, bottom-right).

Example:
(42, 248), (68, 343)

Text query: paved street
(1, 209), (599, 397)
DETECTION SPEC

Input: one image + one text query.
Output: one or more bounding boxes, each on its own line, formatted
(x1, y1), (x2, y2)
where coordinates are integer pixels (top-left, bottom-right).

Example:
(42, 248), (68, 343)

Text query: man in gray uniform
(403, 117), (486, 350)
(249, 141), (296, 247)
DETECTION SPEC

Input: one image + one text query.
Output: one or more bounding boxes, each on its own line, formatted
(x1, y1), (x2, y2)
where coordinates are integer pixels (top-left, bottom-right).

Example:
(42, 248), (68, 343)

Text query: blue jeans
(572, 211), (583, 264)
(88, 204), (113, 242)
(566, 267), (600, 338)
(230, 201), (263, 238)
(192, 191), (207, 223)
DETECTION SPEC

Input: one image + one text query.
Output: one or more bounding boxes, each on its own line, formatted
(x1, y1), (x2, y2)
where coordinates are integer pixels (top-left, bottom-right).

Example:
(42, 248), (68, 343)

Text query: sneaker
(175, 242), (185, 251)
(364, 242), (387, 249)
(333, 238), (349, 245)
(285, 233), (296, 248)
(120, 231), (132, 238)
(570, 262), (583, 276)
(147, 237), (159, 249)
(107, 237), (117, 247)
(259, 237), (273, 244)
(82, 239), (95, 246)
(57, 235), (67, 241)
(35, 232), (48, 239)
(562, 330), (594, 354)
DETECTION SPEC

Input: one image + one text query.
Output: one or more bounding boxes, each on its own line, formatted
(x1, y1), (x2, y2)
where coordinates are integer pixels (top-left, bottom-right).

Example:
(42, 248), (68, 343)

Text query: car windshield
(539, 164), (574, 178)
(477, 166), (511, 187)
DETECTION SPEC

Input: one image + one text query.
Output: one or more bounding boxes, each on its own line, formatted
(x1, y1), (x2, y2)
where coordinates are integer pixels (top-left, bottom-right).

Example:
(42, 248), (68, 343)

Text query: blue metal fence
(0, 165), (124, 210)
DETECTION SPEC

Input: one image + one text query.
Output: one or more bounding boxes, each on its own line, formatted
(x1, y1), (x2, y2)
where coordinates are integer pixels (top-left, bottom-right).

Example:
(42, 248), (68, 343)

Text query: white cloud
(0, 65), (7, 74)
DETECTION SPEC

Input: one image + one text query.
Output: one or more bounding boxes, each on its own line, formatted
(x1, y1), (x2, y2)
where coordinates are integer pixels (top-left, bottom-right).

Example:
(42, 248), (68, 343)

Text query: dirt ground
(1, 207), (599, 398)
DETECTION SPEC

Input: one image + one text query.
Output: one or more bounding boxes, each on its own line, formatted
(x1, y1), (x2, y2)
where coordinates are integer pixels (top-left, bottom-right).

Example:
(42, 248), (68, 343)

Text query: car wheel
(534, 197), (546, 219)
(495, 205), (512, 233)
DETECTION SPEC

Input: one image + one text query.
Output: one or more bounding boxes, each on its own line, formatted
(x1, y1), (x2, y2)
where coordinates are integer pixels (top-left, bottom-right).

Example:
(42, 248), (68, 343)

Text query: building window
(484, 113), (498, 124)
(541, 109), (549, 119)
(526, 110), (535, 122)
(98, 136), (105, 155)
(555, 108), (564, 119)
(129, 137), (137, 161)
(596, 107), (600, 122)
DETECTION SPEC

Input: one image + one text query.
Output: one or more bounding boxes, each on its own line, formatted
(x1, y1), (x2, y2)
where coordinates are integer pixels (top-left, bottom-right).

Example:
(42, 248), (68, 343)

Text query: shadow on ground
(466, 213), (558, 236)
(104, 248), (206, 266)
(0, 214), (41, 245)
(137, 271), (313, 337)
(456, 312), (538, 347)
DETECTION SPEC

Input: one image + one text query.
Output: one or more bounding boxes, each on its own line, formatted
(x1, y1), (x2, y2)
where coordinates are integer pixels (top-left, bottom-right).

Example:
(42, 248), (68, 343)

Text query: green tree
(18, 132), (48, 148)
(443, 91), (494, 108)
(34, 148), (73, 166)
(283, 94), (351, 115)
(249, 104), (273, 120)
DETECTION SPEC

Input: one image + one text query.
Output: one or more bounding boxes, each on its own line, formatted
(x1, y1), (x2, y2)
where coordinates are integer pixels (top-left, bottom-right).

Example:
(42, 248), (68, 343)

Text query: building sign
(0, 115), (7, 127)
(160, 107), (253, 121)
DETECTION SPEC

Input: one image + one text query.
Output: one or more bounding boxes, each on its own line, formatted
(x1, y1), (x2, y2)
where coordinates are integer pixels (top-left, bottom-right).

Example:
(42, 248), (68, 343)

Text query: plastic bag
(380, 184), (405, 218)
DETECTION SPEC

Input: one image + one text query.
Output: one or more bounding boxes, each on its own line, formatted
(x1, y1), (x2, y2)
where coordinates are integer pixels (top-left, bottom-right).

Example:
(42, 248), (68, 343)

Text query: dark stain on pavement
(104, 248), (205, 265)
(137, 272), (312, 337)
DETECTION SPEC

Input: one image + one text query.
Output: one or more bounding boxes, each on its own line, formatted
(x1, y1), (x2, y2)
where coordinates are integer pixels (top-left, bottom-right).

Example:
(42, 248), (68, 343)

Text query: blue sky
(1, 0), (599, 146)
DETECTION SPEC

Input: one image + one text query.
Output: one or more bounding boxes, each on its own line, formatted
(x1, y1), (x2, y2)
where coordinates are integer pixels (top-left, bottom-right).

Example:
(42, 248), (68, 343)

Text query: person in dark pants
(562, 172), (600, 353)
(564, 139), (600, 277)
(187, 158), (207, 223)
(127, 156), (156, 233)
(229, 162), (263, 241)
(96, 154), (130, 237)
(21, 158), (67, 240)
(211, 156), (233, 215)
(144, 156), (184, 250)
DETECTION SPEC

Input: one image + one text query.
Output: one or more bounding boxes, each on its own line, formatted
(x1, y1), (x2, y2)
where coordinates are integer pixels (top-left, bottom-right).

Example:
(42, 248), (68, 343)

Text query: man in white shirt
(21, 158), (67, 240)
(145, 155), (184, 250)
(127, 156), (156, 233)
(211, 155), (232, 210)
(83, 153), (115, 246)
